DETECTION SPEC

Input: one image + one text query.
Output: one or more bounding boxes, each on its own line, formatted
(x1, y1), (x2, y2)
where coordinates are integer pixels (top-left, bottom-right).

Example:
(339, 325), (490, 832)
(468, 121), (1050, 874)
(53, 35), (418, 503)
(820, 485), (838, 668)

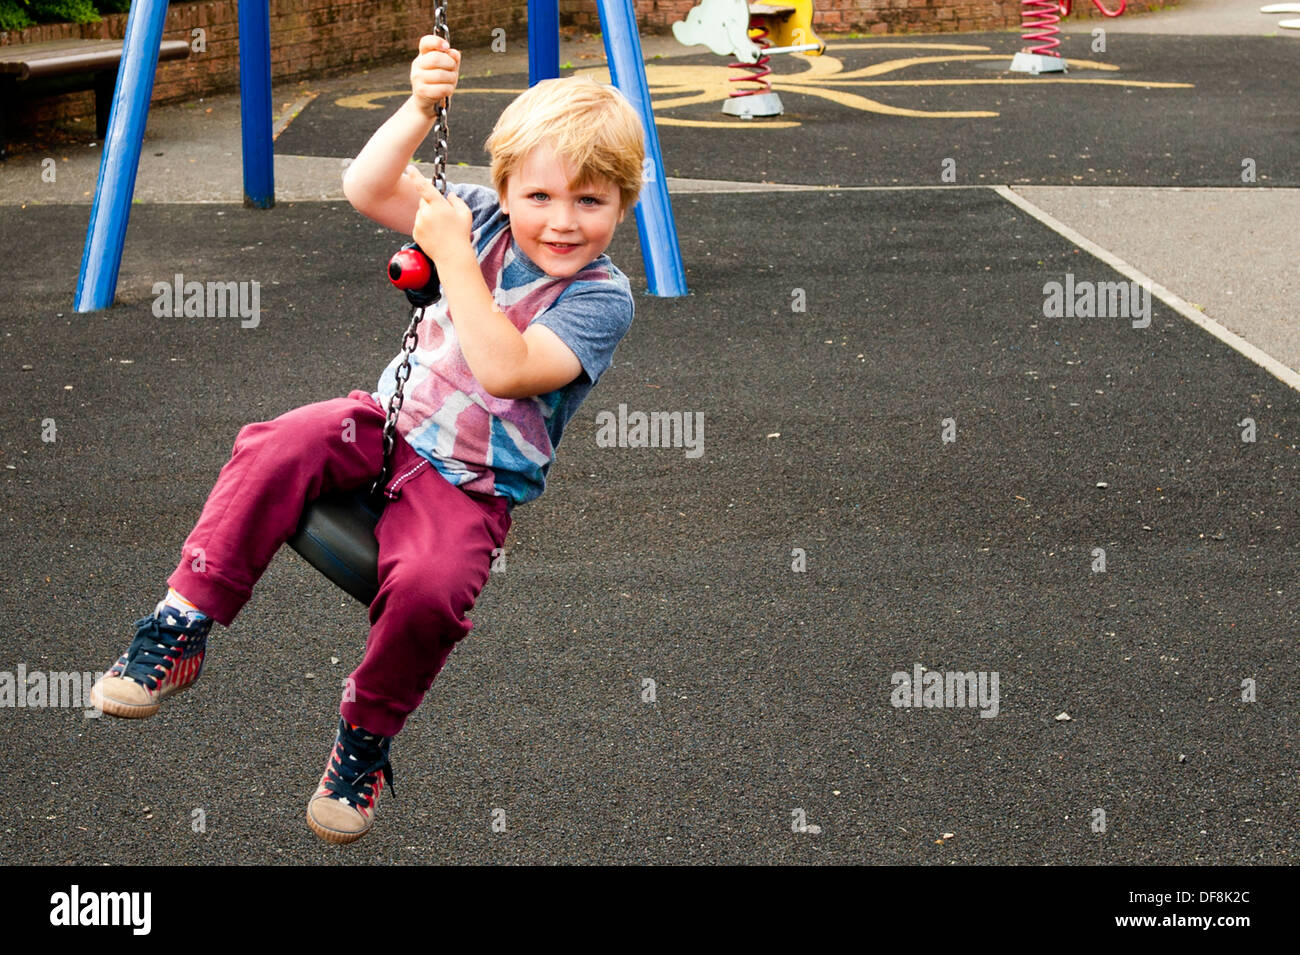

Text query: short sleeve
(446, 182), (502, 240)
(532, 279), (635, 387)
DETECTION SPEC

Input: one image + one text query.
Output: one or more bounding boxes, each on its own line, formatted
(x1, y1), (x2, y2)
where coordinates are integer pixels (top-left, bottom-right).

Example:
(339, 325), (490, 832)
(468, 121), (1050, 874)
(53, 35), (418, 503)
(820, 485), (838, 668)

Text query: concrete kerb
(0, 32), (700, 205)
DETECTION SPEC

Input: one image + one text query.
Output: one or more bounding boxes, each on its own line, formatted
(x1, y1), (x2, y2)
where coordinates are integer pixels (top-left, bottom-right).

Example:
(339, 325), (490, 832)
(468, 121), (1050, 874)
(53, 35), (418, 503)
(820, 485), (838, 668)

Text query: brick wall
(2, 0), (1175, 135)
(0, 0), (522, 134)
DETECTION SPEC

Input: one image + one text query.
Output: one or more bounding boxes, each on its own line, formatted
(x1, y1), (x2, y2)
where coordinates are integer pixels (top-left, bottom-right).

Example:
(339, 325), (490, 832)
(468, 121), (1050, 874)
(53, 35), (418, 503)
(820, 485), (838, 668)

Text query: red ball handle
(387, 243), (441, 307)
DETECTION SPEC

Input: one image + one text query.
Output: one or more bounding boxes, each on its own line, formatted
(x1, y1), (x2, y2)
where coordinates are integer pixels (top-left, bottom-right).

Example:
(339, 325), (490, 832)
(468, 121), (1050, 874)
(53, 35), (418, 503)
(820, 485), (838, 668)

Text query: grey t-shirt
(371, 181), (635, 506)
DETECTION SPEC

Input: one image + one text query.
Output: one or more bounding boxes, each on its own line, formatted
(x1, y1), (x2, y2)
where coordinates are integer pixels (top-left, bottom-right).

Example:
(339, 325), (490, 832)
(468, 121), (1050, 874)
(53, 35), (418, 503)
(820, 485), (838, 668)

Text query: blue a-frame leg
(238, 0), (274, 209)
(74, 0), (169, 312)
(527, 0), (686, 297)
(593, 0), (687, 297)
(75, 0), (275, 311)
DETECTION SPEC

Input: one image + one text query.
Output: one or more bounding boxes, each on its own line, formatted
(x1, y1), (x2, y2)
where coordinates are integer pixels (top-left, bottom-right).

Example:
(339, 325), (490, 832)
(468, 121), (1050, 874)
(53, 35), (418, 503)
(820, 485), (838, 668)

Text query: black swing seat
(286, 487), (386, 606)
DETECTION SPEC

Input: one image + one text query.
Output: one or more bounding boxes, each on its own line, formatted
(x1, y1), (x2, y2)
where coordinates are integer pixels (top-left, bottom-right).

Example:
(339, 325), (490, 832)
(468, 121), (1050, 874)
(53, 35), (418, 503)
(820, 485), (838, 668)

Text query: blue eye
(528, 191), (603, 205)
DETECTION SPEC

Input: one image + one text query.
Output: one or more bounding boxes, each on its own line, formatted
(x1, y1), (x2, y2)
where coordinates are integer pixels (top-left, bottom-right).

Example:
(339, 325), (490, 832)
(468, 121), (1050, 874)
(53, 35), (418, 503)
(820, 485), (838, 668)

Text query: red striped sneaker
(90, 600), (212, 718)
(307, 718), (395, 844)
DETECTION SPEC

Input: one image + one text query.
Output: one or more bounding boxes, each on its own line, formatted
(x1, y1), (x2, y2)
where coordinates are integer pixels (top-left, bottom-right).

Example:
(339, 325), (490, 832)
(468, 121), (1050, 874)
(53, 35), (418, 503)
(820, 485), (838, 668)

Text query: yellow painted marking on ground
(819, 53), (1030, 78)
(769, 84), (1000, 118)
(333, 48), (1193, 130)
(654, 117), (805, 128)
(819, 42), (994, 51)
(830, 78), (1194, 88)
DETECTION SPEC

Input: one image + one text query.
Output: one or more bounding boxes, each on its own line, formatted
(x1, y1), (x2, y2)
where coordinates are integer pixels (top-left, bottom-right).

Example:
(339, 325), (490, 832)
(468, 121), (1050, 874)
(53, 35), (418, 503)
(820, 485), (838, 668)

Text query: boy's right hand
(411, 34), (461, 119)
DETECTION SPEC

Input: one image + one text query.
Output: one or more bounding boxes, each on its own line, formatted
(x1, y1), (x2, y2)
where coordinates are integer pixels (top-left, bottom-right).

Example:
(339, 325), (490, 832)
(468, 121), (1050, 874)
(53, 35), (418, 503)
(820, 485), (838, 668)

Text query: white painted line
(664, 182), (992, 193)
(272, 92), (318, 141)
(993, 184), (1300, 394)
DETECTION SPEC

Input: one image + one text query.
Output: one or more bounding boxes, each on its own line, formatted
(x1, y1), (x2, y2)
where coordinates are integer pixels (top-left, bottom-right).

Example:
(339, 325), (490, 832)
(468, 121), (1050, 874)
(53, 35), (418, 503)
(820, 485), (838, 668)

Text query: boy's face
(499, 141), (627, 279)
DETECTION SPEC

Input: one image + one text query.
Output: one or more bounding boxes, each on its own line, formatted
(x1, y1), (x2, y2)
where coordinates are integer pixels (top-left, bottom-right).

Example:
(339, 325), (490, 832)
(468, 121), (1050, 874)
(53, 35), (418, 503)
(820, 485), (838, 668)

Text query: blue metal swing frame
(74, 0), (687, 312)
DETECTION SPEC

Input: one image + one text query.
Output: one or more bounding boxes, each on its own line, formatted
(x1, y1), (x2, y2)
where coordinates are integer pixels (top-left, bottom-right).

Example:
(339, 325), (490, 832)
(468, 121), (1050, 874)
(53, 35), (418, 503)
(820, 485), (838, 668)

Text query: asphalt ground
(274, 33), (1300, 188)
(0, 9), (1297, 868)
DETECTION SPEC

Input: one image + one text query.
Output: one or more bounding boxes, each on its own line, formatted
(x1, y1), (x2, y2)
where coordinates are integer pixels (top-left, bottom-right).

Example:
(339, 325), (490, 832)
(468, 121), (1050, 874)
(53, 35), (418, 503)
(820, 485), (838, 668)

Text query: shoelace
(121, 612), (200, 690)
(322, 721), (396, 810)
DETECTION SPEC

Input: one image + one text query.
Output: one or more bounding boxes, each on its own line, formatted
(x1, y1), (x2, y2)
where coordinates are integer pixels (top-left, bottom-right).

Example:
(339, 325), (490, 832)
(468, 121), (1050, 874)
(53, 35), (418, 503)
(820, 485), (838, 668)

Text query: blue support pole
(74, 0), (170, 312)
(238, 0), (274, 208)
(595, 0), (687, 297)
(527, 0), (560, 85)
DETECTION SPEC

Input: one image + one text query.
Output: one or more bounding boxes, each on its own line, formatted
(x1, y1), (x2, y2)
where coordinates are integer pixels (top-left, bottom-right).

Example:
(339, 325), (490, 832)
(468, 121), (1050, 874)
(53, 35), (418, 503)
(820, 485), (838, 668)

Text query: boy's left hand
(410, 169), (472, 265)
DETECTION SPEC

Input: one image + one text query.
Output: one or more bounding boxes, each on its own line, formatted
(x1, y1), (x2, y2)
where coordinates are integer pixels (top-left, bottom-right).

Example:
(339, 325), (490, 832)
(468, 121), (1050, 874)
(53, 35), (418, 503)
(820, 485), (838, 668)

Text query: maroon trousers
(167, 389), (511, 737)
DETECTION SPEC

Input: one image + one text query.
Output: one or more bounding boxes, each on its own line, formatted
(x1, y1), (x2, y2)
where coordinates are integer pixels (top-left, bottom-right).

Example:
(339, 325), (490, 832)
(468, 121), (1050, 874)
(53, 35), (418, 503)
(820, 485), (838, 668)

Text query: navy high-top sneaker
(307, 717), (395, 844)
(90, 599), (212, 718)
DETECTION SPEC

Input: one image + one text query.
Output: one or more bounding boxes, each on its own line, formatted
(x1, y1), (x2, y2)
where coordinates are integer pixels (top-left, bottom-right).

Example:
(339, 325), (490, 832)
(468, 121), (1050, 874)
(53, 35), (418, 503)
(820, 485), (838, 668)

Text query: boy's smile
(499, 140), (627, 278)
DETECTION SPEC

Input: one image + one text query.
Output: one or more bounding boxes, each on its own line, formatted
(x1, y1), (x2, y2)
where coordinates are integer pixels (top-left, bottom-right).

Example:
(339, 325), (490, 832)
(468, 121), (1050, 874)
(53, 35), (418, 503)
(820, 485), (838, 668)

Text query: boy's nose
(549, 204), (578, 230)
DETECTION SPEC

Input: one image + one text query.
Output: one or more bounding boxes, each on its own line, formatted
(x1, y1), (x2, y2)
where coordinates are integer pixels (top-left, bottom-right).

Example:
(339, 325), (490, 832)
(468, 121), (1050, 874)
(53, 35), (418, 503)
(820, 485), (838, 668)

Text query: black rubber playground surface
(0, 29), (1296, 867)
(277, 33), (1300, 187)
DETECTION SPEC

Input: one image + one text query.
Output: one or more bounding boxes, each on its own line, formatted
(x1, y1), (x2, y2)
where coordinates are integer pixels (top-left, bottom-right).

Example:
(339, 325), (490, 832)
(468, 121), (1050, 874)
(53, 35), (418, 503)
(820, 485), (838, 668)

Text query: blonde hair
(485, 74), (646, 215)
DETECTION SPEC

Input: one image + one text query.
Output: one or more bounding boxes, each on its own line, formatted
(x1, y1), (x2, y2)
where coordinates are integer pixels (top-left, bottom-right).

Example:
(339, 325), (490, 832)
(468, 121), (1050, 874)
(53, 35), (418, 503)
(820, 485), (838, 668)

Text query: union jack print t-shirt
(371, 181), (635, 508)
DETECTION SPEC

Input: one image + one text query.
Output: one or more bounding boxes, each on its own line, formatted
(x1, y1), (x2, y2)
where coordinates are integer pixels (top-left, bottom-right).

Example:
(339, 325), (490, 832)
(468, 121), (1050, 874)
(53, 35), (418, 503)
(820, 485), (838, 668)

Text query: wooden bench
(0, 38), (190, 158)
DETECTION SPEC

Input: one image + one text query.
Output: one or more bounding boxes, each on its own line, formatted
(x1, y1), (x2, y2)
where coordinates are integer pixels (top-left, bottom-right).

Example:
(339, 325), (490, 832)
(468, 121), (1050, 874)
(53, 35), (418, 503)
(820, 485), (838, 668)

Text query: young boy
(90, 35), (646, 844)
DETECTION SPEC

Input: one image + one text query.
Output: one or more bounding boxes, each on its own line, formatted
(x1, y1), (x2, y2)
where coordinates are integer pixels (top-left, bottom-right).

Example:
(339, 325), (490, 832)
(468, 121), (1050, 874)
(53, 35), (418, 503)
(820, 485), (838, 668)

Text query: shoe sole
(306, 807), (371, 845)
(90, 680), (195, 719)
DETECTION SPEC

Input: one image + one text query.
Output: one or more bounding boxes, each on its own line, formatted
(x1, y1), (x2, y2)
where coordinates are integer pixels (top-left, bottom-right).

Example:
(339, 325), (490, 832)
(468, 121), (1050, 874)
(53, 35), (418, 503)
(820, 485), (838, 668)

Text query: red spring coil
(728, 25), (772, 98)
(1020, 0), (1066, 58)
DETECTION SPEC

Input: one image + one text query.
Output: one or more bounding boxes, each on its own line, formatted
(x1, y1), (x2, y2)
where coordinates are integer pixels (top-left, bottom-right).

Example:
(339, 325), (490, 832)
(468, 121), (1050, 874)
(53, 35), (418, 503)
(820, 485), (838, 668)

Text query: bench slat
(0, 39), (190, 80)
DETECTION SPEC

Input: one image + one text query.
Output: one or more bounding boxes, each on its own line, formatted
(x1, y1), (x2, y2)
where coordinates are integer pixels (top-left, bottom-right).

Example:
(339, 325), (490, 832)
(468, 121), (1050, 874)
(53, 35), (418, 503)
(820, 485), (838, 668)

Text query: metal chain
(429, 4), (450, 198)
(370, 6), (451, 501)
(371, 303), (424, 499)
